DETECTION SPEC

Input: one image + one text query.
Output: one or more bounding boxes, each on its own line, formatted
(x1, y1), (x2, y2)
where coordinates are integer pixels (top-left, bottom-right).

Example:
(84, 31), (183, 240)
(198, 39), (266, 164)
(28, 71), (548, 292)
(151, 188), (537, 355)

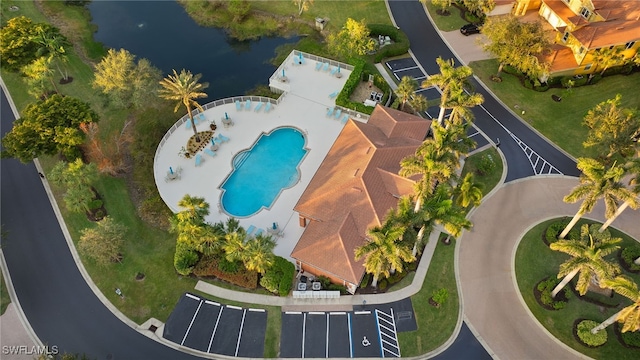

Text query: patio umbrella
(299, 53), (303, 62)
(272, 222), (277, 230)
(282, 69), (285, 77)
(338, 65), (340, 73)
(225, 112), (229, 120)
(169, 167), (173, 175)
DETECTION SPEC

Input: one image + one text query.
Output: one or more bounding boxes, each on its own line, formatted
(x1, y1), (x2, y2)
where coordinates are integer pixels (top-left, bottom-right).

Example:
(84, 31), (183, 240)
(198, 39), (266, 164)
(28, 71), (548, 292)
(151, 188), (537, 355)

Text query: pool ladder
(233, 151), (250, 168)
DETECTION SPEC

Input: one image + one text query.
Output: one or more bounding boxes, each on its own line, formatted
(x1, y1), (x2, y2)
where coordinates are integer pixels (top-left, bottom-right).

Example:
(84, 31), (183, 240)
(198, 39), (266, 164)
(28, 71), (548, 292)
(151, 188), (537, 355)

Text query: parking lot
(280, 299), (416, 358)
(163, 293), (267, 357)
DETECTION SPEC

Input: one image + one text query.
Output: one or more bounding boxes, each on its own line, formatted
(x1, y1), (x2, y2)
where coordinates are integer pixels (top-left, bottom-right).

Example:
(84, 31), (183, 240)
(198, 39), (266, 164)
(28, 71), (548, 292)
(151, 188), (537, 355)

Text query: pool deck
(154, 51), (369, 261)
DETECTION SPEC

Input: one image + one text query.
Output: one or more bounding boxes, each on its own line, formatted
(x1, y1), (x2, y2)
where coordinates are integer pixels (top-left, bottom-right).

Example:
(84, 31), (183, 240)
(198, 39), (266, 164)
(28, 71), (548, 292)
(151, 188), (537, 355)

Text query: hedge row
(260, 256), (295, 296)
(368, 24), (410, 63)
(335, 58), (374, 114)
(193, 255), (258, 289)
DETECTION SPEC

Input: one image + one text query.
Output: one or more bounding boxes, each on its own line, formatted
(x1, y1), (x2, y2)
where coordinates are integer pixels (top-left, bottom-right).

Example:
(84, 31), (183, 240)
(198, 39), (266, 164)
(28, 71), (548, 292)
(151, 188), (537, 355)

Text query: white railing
(292, 290), (341, 299)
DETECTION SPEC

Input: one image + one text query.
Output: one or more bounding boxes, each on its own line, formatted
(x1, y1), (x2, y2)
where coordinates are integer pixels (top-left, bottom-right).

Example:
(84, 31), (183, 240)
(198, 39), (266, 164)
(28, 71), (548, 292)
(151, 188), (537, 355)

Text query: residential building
(291, 105), (431, 294)
(512, 0), (640, 76)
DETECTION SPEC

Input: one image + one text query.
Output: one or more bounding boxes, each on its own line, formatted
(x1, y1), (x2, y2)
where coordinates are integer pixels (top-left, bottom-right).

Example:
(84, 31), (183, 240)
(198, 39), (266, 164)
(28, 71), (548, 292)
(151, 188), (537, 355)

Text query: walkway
(459, 176), (640, 360)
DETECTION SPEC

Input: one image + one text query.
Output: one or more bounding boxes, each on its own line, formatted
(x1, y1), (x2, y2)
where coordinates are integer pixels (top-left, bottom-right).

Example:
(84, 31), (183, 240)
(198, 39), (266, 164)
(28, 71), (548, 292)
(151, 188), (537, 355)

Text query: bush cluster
(476, 154), (496, 176)
(360, 273), (371, 288)
(537, 277), (568, 310)
(621, 246), (640, 271)
(368, 24), (410, 63)
(544, 220), (579, 244)
(192, 255), (258, 289)
(335, 58), (374, 114)
(620, 325), (640, 348)
(174, 243), (199, 276)
(576, 320), (607, 347)
(259, 256), (295, 296)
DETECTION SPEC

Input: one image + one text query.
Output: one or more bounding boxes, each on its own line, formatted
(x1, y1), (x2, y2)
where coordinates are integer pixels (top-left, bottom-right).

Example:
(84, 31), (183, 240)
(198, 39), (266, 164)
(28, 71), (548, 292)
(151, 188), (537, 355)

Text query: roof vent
(353, 168), (360, 177)
(366, 147), (372, 154)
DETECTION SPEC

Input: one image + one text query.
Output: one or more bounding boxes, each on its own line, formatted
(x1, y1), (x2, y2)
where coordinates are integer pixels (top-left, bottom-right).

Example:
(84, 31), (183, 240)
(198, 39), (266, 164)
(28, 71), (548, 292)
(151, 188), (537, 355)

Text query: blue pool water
(221, 128), (308, 217)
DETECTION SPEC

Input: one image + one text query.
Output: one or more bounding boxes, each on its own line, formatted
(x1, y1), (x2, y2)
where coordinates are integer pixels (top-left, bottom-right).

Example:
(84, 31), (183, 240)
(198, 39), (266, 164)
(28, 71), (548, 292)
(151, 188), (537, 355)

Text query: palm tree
(159, 69), (209, 142)
(422, 57), (474, 125)
(175, 194), (210, 222)
(395, 76), (418, 112)
(243, 234), (276, 274)
(354, 224), (412, 288)
(409, 94), (428, 114)
(550, 224), (621, 298)
(591, 275), (640, 334)
(445, 82), (484, 128)
(33, 27), (70, 81)
(222, 228), (248, 263)
(454, 173), (483, 208)
(559, 158), (629, 239)
(599, 157), (640, 232)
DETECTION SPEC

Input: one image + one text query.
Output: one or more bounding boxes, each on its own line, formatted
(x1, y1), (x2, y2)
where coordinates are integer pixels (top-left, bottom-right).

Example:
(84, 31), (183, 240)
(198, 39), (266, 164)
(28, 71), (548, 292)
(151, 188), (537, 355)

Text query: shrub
(174, 242), (199, 276)
(317, 275), (332, 289)
(621, 246), (640, 271)
(537, 277), (567, 309)
(259, 256), (294, 296)
(360, 273), (371, 288)
(192, 255), (218, 277)
(432, 288), (449, 306)
(218, 257), (240, 274)
(378, 278), (388, 290)
(327, 283), (348, 294)
(88, 199), (103, 210)
(368, 24), (410, 63)
(476, 153), (496, 176)
(576, 320), (607, 347)
(192, 255), (258, 288)
(545, 220), (567, 244)
(406, 261), (418, 271)
(620, 325), (640, 348)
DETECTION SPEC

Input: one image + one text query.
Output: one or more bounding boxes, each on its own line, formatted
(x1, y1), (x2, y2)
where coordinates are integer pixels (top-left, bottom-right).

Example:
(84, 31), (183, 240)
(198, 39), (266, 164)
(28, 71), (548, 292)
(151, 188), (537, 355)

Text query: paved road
(0, 88), (200, 360)
(387, 0), (579, 181)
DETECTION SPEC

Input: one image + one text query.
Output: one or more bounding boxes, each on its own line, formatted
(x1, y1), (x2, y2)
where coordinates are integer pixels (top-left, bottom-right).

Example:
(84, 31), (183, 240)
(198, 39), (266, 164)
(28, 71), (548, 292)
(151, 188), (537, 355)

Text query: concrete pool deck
(154, 51), (370, 261)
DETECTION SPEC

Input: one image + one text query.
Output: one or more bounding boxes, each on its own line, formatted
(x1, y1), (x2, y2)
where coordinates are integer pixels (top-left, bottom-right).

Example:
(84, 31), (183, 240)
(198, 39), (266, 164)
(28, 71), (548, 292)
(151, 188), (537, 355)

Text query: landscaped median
(516, 218), (640, 358)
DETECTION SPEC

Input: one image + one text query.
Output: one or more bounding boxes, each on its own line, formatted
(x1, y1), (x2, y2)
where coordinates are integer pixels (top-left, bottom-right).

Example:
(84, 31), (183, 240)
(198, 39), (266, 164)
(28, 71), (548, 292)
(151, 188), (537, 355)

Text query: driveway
(459, 176), (640, 359)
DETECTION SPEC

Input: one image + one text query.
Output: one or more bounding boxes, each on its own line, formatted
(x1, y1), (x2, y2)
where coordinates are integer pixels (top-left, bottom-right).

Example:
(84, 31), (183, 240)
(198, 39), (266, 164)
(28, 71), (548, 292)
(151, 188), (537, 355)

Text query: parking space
(280, 300), (412, 358)
(163, 293), (267, 357)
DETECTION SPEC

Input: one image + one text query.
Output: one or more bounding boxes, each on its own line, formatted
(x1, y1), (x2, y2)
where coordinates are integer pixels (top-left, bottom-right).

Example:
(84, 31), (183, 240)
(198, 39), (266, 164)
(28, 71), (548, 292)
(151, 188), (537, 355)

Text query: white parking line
(285, 311), (302, 314)
(330, 312), (346, 315)
(185, 293), (200, 300)
(302, 312), (307, 358)
(326, 313), (330, 358)
(249, 308), (265, 312)
(180, 300), (203, 345)
(226, 305), (242, 310)
(354, 311), (371, 315)
(207, 306), (224, 353)
(205, 300), (219, 306)
(395, 65), (420, 71)
(234, 309), (247, 357)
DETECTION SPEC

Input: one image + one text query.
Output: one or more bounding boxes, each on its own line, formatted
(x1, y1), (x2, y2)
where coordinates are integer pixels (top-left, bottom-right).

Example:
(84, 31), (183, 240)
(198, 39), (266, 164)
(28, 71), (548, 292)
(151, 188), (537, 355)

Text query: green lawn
(424, 1), (469, 31)
(469, 59), (640, 158)
(515, 219), (640, 359)
(0, 271), (10, 315)
(460, 147), (503, 197)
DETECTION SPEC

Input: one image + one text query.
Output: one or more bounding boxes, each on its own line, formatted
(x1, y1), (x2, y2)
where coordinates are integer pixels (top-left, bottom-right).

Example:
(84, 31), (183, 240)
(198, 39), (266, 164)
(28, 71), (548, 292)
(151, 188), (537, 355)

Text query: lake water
(88, 0), (299, 100)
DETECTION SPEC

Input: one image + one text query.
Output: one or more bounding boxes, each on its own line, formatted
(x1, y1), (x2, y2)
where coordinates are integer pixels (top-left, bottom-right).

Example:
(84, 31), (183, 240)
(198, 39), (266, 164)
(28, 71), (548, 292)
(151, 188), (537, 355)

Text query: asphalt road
(1, 88), (200, 360)
(388, 0), (579, 181)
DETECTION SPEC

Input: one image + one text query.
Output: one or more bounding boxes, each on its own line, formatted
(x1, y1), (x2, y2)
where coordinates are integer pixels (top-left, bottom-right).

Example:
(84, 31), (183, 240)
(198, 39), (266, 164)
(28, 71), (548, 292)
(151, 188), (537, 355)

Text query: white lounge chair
(219, 134), (230, 142)
(195, 154), (203, 167)
(334, 108), (342, 119)
(204, 148), (216, 157)
(264, 102), (272, 112)
(235, 100), (242, 111)
(254, 102), (263, 112)
(327, 107), (334, 117)
(245, 99), (251, 110)
(329, 91), (339, 99)
(246, 225), (256, 237)
(315, 61), (322, 71)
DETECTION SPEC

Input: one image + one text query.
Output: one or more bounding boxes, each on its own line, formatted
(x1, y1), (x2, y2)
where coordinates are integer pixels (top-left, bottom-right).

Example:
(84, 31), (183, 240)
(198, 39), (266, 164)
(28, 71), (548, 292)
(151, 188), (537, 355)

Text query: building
(290, 105), (431, 294)
(513, 0), (640, 76)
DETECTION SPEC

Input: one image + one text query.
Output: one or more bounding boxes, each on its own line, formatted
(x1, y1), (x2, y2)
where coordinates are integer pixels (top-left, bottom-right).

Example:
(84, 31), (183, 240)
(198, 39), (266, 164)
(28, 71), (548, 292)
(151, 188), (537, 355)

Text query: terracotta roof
(291, 105), (431, 285)
(543, 0), (577, 25)
(543, 44), (579, 72)
(572, 19), (640, 49)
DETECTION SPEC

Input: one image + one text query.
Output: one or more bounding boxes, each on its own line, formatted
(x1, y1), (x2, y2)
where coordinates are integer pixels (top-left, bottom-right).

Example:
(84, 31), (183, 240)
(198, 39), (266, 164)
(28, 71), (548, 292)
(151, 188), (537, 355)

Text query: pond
(89, 0), (299, 99)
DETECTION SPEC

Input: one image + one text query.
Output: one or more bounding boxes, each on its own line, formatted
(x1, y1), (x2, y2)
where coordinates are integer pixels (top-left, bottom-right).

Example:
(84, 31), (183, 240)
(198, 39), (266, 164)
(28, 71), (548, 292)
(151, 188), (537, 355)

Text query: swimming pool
(220, 127), (308, 217)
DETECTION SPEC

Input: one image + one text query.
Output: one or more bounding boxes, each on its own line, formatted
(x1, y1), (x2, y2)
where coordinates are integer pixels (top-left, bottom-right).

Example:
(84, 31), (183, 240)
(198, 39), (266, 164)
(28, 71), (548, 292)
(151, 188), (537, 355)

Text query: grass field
(470, 59), (640, 158)
(460, 147), (503, 196)
(424, 1), (469, 31)
(515, 219), (640, 359)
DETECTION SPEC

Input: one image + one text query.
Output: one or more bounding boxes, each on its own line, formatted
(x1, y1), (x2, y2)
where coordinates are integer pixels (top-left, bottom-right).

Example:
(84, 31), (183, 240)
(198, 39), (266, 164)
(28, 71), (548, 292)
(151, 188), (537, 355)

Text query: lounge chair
(326, 107), (334, 117)
(341, 114), (349, 124)
(219, 134), (230, 142)
(264, 102), (272, 112)
(185, 119), (192, 129)
(254, 102), (263, 112)
(198, 113), (206, 123)
(315, 61), (322, 71)
(329, 91), (338, 99)
(246, 225), (256, 237)
(245, 99), (251, 110)
(195, 154), (203, 167)
(204, 148), (216, 157)
(330, 66), (338, 75)
(255, 229), (264, 237)
(235, 100), (242, 111)
(322, 62), (329, 71)
(334, 108), (342, 119)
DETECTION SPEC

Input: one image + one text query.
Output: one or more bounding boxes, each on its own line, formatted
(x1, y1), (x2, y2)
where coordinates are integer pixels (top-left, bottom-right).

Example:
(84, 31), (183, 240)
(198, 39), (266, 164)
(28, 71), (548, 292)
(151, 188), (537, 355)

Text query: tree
(170, 195), (220, 254)
(158, 69), (209, 142)
(591, 47), (625, 76)
(243, 234), (276, 274)
(430, 0), (453, 14)
(0, 16), (43, 72)
(559, 158), (631, 239)
(78, 217), (126, 266)
(592, 276), (640, 334)
(93, 48), (162, 109)
(445, 82), (484, 127)
(550, 224), (621, 298)
(1, 95), (98, 162)
(49, 159), (100, 214)
(396, 76), (418, 112)
(293, 0), (314, 16)
(480, 15), (550, 80)
(599, 157), (640, 231)
(583, 94), (640, 160)
(327, 18), (376, 59)
(32, 26), (71, 81)
(21, 56), (58, 99)
(355, 224), (413, 288)
(409, 94), (428, 113)
(462, 0), (495, 17)
(454, 173), (483, 208)
(421, 57), (476, 124)
(228, 0), (251, 22)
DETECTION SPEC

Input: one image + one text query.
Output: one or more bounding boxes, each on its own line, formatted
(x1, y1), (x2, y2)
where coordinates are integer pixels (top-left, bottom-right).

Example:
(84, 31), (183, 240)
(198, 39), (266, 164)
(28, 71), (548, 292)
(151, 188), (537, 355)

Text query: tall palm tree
(175, 194), (210, 222)
(243, 234), (276, 274)
(445, 82), (484, 128)
(33, 27), (70, 81)
(422, 57), (474, 125)
(223, 228), (248, 264)
(592, 275), (640, 334)
(395, 76), (417, 112)
(559, 158), (629, 239)
(599, 157), (640, 232)
(550, 224), (621, 298)
(409, 94), (428, 114)
(354, 224), (412, 288)
(454, 173), (483, 208)
(159, 69), (209, 142)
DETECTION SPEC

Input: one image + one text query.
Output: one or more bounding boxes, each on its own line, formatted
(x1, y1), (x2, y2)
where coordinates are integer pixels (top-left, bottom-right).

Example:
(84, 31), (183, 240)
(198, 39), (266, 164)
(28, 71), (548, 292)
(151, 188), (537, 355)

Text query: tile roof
(291, 105), (430, 285)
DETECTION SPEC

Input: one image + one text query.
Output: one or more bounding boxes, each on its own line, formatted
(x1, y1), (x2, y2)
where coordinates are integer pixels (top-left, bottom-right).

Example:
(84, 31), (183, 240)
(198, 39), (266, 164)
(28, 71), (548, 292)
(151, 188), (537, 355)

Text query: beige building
(291, 105), (431, 293)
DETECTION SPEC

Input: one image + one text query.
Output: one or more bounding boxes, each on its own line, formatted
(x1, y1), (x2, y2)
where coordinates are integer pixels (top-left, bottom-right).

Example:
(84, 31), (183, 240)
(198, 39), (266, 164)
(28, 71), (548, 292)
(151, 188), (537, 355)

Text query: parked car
(460, 23), (480, 36)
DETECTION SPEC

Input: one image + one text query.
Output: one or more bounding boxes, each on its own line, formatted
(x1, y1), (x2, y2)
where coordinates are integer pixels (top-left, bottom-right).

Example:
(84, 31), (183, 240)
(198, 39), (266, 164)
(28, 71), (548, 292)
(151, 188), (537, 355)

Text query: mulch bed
(186, 130), (214, 155)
